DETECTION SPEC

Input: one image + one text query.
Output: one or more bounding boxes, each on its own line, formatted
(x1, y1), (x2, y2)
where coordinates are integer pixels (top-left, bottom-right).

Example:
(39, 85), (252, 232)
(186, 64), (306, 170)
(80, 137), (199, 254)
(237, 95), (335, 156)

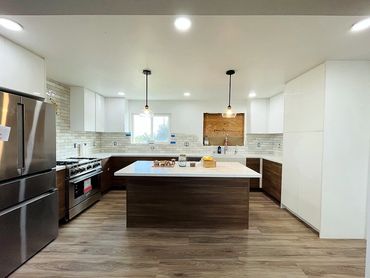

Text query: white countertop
(91, 152), (283, 164)
(114, 161), (262, 178)
(54, 165), (67, 172)
(55, 153), (282, 172)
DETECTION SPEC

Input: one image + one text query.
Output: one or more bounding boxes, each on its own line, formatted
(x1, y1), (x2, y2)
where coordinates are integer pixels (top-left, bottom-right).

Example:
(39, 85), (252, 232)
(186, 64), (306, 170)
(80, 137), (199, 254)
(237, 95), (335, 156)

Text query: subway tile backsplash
(50, 80), (283, 159)
(47, 79), (101, 159)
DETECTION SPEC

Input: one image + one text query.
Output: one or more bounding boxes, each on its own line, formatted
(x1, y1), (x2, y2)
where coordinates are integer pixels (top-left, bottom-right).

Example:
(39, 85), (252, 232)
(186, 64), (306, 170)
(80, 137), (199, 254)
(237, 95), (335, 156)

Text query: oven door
(68, 170), (102, 209)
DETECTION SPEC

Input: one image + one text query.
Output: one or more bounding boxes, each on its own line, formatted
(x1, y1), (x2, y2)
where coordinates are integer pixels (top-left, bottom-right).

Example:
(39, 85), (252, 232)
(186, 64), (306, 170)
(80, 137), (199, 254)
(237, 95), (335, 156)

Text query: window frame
(131, 113), (171, 144)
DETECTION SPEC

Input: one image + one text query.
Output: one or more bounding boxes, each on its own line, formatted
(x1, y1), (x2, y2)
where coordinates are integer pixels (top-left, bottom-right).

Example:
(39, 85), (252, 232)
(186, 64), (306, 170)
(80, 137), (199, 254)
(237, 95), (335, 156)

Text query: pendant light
(222, 69), (236, 118)
(141, 69), (153, 117)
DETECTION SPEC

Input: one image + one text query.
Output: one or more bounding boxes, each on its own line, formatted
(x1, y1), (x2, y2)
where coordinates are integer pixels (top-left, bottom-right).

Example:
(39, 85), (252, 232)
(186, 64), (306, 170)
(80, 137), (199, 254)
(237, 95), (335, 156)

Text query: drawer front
(0, 191), (58, 277)
(262, 159), (282, 202)
(0, 170), (56, 211)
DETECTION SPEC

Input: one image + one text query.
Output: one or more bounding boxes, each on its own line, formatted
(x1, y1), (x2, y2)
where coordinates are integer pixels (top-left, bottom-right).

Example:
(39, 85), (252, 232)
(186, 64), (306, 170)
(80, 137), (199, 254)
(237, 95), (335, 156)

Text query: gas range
(57, 157), (102, 179)
(57, 157), (103, 221)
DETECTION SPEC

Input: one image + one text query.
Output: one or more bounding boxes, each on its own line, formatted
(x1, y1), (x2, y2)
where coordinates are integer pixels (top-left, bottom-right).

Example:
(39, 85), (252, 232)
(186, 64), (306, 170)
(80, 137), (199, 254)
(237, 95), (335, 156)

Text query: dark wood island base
(126, 177), (250, 229)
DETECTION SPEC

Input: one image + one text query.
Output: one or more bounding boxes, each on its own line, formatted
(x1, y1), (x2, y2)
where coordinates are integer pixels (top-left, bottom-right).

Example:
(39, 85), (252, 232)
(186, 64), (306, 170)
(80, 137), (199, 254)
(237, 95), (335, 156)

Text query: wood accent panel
(203, 113), (244, 146)
(100, 158), (111, 194)
(12, 190), (366, 277)
(126, 177), (249, 229)
(262, 159), (282, 203)
(246, 158), (261, 190)
(56, 169), (66, 220)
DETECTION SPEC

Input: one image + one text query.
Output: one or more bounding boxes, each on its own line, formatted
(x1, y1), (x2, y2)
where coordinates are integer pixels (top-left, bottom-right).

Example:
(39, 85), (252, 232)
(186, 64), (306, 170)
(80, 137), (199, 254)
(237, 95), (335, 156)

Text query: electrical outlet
(184, 141), (190, 147)
(257, 142), (261, 148)
(113, 141), (117, 146)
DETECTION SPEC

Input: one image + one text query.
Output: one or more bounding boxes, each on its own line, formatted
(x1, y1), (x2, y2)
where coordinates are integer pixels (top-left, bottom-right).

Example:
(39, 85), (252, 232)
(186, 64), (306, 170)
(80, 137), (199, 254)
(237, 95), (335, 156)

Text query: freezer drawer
(0, 170), (56, 211)
(0, 190), (58, 277)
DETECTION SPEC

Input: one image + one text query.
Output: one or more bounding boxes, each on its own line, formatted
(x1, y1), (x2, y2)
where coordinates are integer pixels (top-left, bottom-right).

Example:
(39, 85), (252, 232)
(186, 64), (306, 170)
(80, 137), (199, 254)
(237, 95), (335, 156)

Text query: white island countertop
(115, 161), (262, 178)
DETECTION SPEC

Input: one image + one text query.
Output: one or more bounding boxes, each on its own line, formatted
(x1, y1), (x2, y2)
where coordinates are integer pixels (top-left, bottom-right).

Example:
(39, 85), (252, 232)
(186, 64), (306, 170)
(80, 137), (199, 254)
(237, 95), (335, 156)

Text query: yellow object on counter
(201, 156), (217, 168)
(202, 155), (214, 161)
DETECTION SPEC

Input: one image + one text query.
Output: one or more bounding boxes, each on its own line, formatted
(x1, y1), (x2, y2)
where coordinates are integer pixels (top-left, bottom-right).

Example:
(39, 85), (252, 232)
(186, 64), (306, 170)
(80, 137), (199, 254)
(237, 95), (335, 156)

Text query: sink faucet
(224, 134), (229, 154)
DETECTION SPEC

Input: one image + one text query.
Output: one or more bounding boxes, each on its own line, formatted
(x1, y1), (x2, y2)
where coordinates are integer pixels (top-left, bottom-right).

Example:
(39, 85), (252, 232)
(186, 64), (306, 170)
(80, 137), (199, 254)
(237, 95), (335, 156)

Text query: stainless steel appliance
(57, 158), (102, 221)
(0, 91), (57, 277)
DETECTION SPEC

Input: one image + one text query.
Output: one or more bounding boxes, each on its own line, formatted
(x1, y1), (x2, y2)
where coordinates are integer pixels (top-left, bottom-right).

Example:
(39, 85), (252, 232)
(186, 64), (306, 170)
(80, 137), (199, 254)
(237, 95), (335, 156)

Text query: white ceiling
(2, 0), (370, 15)
(1, 15), (370, 100)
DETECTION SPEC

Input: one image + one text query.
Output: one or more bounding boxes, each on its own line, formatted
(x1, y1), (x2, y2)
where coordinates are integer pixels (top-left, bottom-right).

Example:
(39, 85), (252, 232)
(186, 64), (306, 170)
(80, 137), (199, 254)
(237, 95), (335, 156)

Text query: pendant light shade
(222, 70), (236, 118)
(141, 69), (153, 117)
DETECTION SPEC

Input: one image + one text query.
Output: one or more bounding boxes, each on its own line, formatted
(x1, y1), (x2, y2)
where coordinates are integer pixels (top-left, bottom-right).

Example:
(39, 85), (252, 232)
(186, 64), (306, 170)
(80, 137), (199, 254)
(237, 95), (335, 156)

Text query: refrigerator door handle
(17, 103), (25, 174)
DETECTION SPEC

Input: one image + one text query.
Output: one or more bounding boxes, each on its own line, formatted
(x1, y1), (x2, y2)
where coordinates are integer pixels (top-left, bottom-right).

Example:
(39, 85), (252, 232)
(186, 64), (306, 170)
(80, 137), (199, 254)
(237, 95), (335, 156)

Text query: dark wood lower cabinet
(246, 158), (261, 190)
(262, 159), (282, 203)
(100, 158), (111, 193)
(56, 169), (66, 220)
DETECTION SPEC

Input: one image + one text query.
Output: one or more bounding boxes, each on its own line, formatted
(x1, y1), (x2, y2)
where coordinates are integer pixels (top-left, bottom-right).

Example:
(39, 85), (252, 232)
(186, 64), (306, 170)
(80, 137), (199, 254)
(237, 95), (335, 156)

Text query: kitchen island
(115, 161), (261, 229)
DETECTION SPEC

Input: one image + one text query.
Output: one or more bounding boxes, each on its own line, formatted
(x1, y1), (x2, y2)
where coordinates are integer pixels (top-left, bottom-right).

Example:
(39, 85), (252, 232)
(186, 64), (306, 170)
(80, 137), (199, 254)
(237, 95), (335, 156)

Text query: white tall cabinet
(282, 61), (370, 239)
(0, 35), (46, 98)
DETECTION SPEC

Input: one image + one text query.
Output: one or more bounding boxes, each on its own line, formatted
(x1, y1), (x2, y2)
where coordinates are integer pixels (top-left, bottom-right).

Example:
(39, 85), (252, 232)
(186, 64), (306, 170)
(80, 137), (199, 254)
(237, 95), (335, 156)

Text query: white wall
(320, 61), (370, 238)
(128, 100), (248, 142)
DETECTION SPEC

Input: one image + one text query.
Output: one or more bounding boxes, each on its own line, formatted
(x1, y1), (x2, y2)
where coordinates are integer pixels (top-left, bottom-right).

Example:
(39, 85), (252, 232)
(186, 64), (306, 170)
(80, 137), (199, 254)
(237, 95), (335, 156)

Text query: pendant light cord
(145, 72), (148, 107)
(228, 73), (232, 108)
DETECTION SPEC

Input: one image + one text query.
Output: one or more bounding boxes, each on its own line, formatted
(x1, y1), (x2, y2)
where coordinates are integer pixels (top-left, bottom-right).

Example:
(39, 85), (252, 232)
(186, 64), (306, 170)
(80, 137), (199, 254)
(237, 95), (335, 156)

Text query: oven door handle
(69, 170), (103, 184)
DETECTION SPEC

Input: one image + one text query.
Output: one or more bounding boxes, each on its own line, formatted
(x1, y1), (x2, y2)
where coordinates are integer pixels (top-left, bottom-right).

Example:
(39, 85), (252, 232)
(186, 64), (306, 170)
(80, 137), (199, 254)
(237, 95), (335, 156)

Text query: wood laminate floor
(11, 191), (365, 278)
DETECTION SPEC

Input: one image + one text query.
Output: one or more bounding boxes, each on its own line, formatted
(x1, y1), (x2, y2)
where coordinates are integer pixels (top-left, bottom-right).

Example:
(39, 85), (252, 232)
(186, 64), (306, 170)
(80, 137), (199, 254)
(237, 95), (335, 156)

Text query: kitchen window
(131, 113), (171, 144)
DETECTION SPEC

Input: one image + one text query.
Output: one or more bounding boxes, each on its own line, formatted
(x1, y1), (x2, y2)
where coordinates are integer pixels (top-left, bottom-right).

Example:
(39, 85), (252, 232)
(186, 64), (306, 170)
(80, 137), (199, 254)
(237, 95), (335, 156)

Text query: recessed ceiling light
(183, 92), (191, 97)
(0, 18), (23, 32)
(351, 18), (370, 32)
(117, 92), (125, 96)
(249, 91), (257, 98)
(174, 17), (191, 32)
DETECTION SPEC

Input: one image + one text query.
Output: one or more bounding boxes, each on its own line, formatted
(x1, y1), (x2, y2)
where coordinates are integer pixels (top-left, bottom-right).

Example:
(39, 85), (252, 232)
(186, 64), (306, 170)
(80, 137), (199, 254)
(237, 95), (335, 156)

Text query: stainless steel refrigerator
(0, 90), (57, 277)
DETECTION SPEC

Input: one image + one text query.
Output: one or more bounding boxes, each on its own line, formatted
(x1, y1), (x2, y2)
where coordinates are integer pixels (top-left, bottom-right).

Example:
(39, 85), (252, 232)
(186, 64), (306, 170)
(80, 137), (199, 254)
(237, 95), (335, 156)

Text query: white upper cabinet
(268, 94), (284, 133)
(104, 98), (128, 132)
(248, 99), (269, 133)
(95, 93), (105, 132)
(0, 35), (46, 98)
(70, 89), (127, 133)
(248, 93), (284, 134)
(70, 87), (97, 132)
